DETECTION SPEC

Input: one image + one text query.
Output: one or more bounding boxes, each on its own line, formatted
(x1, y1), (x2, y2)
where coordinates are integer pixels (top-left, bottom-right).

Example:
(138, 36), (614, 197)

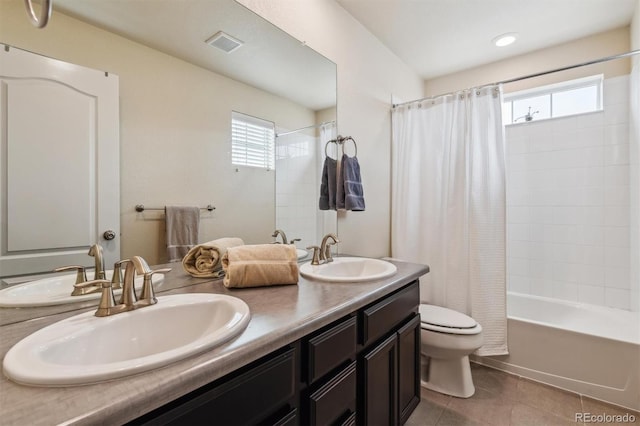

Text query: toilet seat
(419, 304), (482, 335)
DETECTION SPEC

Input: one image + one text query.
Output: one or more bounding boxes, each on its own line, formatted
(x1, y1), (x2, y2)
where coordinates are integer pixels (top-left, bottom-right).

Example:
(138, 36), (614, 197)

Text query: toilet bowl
(419, 304), (483, 398)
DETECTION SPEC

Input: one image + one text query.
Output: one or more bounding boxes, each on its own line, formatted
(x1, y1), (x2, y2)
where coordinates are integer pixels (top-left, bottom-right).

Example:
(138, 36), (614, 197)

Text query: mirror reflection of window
(231, 112), (275, 170)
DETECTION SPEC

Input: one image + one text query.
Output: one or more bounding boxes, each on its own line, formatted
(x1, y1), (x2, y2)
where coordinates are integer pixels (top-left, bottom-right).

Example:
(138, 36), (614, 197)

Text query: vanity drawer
(359, 281), (419, 347)
(305, 315), (357, 384)
(308, 361), (357, 426)
(135, 347), (296, 426)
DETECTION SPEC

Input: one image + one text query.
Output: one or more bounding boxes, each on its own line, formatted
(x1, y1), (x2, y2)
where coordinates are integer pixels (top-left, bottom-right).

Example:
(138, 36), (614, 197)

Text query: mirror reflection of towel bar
(325, 135), (357, 158)
(135, 204), (216, 212)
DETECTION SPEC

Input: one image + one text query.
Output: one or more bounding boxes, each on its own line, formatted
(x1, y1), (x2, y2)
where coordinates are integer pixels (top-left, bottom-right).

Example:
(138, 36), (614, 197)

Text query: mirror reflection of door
(0, 45), (120, 280)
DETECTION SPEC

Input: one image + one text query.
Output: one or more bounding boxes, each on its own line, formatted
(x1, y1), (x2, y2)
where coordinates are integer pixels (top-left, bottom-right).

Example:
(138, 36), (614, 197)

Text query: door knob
(103, 230), (116, 240)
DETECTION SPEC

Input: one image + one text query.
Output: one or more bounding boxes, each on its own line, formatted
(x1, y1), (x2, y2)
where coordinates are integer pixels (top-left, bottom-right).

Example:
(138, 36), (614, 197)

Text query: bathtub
(473, 292), (640, 411)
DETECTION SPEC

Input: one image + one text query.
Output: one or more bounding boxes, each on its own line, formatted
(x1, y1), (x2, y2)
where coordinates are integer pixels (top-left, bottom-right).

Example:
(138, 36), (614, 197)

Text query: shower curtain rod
(392, 49), (640, 109)
(276, 120), (336, 137)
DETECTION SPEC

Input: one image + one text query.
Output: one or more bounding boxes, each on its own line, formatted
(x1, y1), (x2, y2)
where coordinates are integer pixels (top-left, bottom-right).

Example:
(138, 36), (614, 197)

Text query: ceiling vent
(206, 31), (243, 53)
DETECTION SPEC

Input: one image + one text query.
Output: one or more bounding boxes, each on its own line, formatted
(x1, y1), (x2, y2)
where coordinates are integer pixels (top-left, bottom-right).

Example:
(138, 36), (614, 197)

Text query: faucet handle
(73, 279), (115, 315)
(138, 268), (171, 307)
(290, 238), (301, 245)
(55, 265), (88, 286)
(324, 241), (338, 263)
(306, 246), (322, 265)
(111, 260), (128, 289)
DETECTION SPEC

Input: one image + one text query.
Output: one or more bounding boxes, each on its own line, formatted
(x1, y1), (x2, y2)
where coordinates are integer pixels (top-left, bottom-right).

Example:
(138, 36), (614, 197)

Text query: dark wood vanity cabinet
(132, 280), (420, 426)
(131, 347), (298, 426)
(358, 282), (421, 426)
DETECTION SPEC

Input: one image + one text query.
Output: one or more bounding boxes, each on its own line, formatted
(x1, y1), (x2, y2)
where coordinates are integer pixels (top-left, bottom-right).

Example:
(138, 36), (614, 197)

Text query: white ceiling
(336, 0), (638, 79)
(54, 0), (336, 111)
(51, 0), (637, 106)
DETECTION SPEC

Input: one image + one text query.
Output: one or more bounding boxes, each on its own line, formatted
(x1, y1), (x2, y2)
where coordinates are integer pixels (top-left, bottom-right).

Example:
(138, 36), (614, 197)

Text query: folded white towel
(182, 237), (244, 278)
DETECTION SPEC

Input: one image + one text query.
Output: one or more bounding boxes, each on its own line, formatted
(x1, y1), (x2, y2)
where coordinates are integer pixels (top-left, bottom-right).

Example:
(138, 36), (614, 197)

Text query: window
(502, 74), (603, 125)
(231, 111), (275, 169)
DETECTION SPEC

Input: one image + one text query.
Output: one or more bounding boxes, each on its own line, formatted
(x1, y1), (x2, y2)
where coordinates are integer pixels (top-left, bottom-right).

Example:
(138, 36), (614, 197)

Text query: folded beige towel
(182, 237), (245, 278)
(222, 244), (299, 288)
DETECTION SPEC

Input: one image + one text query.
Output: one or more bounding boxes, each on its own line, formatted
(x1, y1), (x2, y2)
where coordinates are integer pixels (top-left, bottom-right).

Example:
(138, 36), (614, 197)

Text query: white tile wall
(275, 131), (320, 250)
(506, 75), (635, 311)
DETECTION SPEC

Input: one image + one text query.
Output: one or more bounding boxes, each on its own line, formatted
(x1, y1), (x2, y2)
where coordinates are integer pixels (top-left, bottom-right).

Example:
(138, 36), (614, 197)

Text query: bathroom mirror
(0, 0), (336, 321)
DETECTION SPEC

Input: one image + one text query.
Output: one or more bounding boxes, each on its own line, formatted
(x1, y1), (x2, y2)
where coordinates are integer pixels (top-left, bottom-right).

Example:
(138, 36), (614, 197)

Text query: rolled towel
(222, 244), (299, 288)
(182, 237), (245, 278)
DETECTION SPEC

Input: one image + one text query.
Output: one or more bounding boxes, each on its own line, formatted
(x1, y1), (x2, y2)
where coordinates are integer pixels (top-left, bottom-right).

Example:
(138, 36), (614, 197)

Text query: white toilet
(419, 304), (484, 398)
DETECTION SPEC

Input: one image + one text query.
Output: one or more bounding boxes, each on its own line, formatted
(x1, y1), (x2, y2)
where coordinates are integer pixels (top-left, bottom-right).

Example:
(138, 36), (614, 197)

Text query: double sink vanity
(0, 256), (429, 425)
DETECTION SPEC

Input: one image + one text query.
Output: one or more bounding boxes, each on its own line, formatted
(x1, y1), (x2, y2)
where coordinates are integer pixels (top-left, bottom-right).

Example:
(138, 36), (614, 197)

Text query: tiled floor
(406, 363), (639, 426)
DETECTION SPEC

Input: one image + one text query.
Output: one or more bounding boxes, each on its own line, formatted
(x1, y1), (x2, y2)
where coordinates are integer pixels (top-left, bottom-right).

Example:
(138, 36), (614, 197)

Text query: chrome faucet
(74, 256), (171, 317)
(272, 229), (288, 244)
(88, 244), (106, 281)
(320, 233), (340, 263)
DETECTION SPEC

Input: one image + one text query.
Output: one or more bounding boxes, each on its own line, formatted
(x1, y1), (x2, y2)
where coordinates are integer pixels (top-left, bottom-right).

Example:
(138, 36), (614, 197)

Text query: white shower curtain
(391, 85), (508, 356)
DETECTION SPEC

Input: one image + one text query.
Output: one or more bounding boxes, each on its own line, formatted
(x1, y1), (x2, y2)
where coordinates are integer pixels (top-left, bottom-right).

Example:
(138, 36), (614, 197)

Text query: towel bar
(324, 135), (357, 158)
(135, 204), (215, 212)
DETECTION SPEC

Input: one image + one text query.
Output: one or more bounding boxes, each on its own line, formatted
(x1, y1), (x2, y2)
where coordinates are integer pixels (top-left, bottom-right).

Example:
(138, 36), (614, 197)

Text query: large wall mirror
(0, 0), (336, 321)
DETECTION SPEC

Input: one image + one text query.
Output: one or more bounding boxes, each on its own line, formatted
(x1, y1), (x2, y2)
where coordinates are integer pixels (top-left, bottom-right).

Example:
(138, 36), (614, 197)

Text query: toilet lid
(419, 304), (478, 329)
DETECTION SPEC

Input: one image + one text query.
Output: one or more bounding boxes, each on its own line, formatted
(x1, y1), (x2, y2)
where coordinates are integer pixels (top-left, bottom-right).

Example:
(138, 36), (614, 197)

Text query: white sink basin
(296, 248), (308, 260)
(3, 293), (250, 386)
(0, 271), (164, 307)
(299, 257), (397, 282)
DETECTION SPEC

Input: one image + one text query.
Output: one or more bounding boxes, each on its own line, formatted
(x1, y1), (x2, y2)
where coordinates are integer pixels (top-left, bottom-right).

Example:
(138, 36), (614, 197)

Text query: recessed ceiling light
(492, 32), (518, 47)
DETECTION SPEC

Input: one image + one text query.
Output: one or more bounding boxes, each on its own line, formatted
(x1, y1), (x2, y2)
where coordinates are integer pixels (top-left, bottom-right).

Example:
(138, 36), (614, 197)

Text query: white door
(0, 45), (120, 278)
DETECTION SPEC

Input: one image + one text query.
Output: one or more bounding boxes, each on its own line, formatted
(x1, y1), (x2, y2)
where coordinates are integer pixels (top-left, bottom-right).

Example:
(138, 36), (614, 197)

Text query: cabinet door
(397, 314), (421, 425)
(359, 334), (398, 426)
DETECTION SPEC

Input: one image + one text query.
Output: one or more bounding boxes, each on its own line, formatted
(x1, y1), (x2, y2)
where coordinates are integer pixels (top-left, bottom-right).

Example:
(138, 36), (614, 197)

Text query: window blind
(231, 112), (275, 170)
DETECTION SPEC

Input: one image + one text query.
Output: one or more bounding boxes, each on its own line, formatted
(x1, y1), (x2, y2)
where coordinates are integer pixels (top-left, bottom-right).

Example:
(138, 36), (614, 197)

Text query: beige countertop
(0, 259), (429, 426)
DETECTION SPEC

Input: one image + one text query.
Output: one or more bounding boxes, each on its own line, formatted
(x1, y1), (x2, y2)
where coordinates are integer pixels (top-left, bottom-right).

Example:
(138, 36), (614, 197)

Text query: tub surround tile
(506, 74), (632, 310)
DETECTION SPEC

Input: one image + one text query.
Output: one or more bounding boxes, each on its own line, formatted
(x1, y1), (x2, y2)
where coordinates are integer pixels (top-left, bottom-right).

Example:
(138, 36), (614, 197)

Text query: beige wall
(425, 27), (631, 96)
(630, 0), (640, 310)
(0, 1), (315, 265)
(633, 0), (640, 51)
(238, 0), (424, 257)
